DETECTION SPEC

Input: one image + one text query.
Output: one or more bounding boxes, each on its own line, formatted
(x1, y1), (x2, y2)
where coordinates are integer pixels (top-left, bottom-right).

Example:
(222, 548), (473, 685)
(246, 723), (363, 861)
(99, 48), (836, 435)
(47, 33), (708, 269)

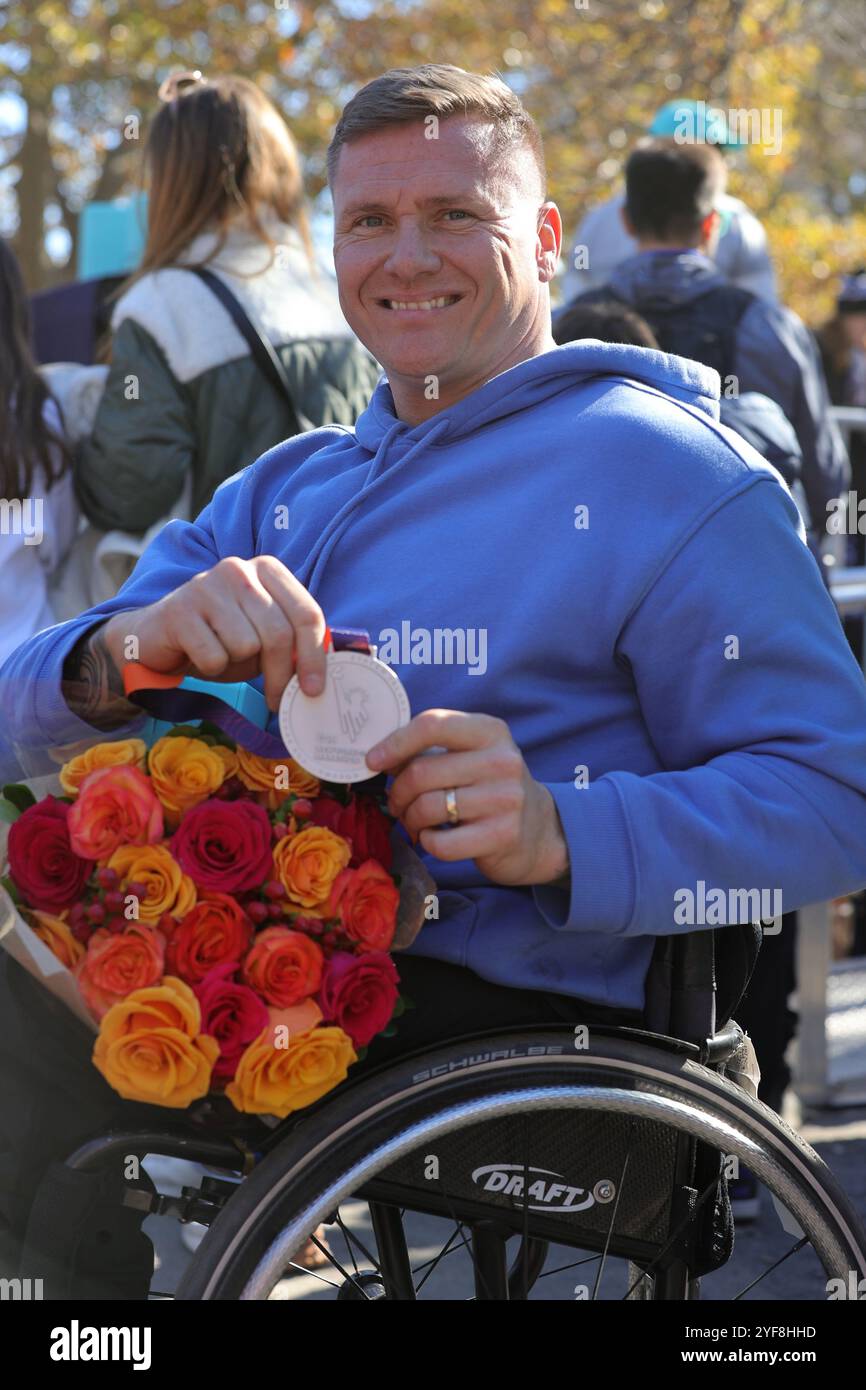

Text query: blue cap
(648, 100), (747, 148)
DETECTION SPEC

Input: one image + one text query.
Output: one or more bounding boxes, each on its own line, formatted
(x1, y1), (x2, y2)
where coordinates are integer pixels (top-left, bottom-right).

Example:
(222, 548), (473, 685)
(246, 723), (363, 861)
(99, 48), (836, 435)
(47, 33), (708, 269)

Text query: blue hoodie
(3, 341), (866, 1012)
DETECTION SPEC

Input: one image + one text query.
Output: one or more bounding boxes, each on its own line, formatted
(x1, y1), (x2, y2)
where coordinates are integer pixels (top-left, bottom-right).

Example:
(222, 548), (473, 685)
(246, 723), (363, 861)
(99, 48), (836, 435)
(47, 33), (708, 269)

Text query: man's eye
(443, 209), (471, 221)
(356, 215), (385, 229)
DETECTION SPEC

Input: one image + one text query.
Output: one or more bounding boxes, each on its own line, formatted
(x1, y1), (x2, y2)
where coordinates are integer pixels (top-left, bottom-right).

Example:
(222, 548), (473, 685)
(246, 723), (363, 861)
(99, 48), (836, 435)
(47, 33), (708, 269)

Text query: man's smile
(375, 293), (465, 312)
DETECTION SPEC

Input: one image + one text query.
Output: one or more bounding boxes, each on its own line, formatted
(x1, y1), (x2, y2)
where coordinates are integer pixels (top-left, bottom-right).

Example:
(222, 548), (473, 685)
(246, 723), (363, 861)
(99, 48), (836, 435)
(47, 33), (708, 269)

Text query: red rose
(324, 860), (399, 953)
(166, 892), (254, 985)
(309, 795), (392, 869)
(194, 961), (269, 1082)
(317, 950), (400, 1047)
(170, 800), (273, 893)
(7, 797), (94, 911)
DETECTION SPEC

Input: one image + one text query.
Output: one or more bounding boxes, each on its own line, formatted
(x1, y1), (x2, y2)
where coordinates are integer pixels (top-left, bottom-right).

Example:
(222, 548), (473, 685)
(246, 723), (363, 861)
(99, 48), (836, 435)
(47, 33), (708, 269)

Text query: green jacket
(75, 229), (380, 535)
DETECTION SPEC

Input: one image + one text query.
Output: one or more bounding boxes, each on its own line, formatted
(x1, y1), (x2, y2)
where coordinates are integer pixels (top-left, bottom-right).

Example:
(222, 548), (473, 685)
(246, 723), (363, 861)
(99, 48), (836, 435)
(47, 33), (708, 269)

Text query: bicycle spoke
(593, 1119), (636, 1300)
(332, 1209), (380, 1275)
(732, 1236), (810, 1300)
(412, 1224), (474, 1289)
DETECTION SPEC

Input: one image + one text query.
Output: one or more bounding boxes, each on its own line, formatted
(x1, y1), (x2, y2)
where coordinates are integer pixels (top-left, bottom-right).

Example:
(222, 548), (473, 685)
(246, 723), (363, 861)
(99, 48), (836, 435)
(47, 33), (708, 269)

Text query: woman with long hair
(0, 238), (77, 668)
(75, 72), (378, 535)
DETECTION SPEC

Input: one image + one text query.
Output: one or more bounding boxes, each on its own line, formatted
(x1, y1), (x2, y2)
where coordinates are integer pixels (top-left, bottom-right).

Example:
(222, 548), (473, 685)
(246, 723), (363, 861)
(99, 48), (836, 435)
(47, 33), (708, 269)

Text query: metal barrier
(794, 551), (866, 1108)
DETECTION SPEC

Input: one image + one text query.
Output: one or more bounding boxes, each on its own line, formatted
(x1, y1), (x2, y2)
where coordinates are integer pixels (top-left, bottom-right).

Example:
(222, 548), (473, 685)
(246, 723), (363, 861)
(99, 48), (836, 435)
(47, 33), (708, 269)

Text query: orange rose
(272, 825), (351, 909)
(241, 927), (324, 1007)
(29, 910), (85, 969)
(76, 922), (165, 1020)
(166, 892), (253, 985)
(147, 736), (228, 825)
(107, 843), (197, 922)
(325, 860), (399, 952)
(225, 1021), (356, 1117)
(59, 739), (147, 797)
(93, 976), (219, 1107)
(236, 749), (320, 810)
(68, 764), (164, 861)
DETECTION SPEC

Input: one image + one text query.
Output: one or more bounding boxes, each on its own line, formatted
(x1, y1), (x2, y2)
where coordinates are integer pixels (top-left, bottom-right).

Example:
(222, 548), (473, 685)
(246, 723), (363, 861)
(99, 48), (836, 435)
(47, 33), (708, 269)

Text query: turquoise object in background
(77, 192), (148, 280)
(141, 677), (269, 745)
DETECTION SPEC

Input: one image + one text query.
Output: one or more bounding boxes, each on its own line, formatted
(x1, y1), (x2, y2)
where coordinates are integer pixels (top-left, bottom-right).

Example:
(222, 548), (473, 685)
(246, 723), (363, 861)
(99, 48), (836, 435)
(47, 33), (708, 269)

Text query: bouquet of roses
(0, 722), (428, 1119)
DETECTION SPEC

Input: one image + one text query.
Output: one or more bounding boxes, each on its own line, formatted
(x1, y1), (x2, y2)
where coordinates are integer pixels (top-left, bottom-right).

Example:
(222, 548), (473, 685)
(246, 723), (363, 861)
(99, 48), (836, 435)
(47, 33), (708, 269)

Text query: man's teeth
(387, 296), (457, 310)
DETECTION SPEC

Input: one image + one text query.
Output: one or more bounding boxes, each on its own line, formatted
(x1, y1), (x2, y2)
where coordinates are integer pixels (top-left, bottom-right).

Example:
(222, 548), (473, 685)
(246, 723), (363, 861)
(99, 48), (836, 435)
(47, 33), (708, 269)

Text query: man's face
(331, 116), (561, 419)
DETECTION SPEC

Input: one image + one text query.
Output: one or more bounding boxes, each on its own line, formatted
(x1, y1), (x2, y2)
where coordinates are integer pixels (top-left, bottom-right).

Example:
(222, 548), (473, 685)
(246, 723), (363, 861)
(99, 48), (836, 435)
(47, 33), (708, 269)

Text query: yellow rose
(273, 825), (351, 908)
(93, 976), (219, 1108)
(226, 1022), (356, 1117)
(107, 843), (197, 922)
(236, 749), (320, 809)
(29, 910), (85, 969)
(147, 736), (228, 825)
(213, 745), (239, 780)
(59, 739), (147, 796)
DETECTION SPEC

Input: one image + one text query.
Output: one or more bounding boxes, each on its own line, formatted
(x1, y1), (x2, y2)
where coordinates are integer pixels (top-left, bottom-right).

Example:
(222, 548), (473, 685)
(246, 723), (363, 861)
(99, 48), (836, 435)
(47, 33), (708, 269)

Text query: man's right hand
(102, 556), (328, 713)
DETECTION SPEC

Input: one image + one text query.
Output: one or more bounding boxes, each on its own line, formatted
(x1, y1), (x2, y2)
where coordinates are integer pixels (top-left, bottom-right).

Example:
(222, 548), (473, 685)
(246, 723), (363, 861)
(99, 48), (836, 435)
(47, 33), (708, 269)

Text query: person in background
(818, 270), (866, 566)
(560, 100), (776, 304)
(0, 239), (78, 677)
(75, 71), (380, 536)
(565, 140), (848, 557)
(552, 297), (660, 349)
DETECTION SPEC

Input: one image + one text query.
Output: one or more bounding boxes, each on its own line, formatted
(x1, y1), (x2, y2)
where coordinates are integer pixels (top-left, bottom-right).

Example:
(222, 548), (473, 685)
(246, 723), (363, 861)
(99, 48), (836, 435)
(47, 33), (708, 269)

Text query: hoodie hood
(608, 249), (725, 313)
(354, 337), (721, 455)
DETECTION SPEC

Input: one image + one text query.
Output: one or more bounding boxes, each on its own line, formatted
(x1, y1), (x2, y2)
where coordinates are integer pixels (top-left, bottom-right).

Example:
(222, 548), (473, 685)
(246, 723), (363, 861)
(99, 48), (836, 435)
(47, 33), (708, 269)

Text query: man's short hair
(625, 139), (726, 243)
(327, 63), (546, 195)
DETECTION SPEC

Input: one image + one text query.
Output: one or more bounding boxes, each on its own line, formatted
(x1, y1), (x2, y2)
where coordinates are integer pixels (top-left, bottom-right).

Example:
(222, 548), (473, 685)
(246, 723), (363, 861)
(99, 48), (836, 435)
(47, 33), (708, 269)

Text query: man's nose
(383, 220), (441, 279)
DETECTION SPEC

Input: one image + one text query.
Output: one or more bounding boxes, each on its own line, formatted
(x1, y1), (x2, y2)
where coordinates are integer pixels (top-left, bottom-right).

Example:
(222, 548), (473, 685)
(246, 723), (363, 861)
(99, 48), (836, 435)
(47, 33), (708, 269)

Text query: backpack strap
(187, 266), (302, 433)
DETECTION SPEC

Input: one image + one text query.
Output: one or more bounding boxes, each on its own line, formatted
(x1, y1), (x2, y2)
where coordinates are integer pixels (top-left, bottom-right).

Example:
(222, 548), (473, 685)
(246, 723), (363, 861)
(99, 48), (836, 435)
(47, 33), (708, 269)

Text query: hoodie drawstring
(300, 418), (451, 598)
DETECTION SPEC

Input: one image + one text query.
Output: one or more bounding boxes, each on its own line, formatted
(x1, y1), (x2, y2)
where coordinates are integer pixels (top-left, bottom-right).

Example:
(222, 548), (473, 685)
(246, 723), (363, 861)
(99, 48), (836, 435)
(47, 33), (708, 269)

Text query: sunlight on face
(331, 117), (561, 421)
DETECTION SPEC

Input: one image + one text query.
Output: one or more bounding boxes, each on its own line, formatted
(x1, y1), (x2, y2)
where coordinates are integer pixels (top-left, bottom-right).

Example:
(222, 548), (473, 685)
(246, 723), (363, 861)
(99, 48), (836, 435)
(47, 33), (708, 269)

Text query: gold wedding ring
(445, 788), (460, 826)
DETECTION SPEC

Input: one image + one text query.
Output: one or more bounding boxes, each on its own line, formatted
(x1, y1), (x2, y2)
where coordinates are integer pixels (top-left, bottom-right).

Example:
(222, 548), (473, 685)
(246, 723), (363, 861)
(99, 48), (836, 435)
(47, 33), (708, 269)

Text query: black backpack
(608, 282), (755, 383)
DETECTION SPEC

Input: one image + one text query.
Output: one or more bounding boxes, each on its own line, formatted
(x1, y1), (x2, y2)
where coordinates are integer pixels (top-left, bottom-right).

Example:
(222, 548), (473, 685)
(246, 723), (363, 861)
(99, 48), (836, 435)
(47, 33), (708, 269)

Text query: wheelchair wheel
(175, 1029), (866, 1301)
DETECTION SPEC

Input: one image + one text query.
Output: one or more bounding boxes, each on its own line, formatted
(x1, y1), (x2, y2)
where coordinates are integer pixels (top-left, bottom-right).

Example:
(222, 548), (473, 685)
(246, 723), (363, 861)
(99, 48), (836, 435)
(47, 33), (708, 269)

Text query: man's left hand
(366, 710), (570, 888)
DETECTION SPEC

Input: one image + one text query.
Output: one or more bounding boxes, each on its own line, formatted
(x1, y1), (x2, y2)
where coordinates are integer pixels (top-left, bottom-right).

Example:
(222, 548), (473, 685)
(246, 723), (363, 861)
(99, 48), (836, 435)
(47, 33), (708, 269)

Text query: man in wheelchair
(3, 63), (866, 1301)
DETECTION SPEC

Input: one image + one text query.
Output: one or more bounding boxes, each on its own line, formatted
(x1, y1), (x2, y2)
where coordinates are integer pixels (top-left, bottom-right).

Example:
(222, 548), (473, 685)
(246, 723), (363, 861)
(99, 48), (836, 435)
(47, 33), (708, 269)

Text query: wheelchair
(59, 922), (866, 1301)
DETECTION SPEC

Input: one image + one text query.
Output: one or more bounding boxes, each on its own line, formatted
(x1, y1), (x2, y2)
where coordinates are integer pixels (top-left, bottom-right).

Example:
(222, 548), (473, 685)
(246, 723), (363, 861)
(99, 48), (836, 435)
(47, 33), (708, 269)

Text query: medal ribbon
(121, 626), (371, 759)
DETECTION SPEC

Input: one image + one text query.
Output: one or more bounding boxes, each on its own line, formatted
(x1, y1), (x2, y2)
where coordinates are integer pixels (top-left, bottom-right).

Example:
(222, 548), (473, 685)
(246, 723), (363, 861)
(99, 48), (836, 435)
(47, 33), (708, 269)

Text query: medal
(278, 646), (411, 783)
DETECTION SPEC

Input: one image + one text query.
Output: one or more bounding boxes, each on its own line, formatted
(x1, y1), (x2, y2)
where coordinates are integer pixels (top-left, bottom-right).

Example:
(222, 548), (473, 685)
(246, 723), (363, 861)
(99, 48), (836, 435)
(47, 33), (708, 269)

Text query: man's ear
(620, 203), (636, 238)
(537, 202), (562, 282)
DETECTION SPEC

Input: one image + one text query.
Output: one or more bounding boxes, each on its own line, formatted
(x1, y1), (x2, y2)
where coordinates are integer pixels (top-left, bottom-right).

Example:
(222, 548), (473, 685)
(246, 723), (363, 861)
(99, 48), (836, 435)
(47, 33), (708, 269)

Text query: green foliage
(1, 784), (37, 814)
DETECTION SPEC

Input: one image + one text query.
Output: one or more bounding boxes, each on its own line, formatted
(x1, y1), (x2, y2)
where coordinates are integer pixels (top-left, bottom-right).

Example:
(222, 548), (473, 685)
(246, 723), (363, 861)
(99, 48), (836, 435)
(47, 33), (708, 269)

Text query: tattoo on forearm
(62, 624), (143, 731)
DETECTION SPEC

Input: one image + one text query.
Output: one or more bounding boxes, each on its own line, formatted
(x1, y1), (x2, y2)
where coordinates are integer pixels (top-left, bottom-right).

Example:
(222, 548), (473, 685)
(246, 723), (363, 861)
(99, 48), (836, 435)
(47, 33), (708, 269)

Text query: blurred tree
(1, 0), (863, 323)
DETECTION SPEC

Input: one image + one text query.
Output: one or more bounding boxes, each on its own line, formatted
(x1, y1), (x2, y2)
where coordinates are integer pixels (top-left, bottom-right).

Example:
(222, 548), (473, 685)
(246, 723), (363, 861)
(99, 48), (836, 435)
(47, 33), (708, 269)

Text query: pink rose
(68, 765), (164, 861)
(194, 961), (269, 1082)
(170, 800), (273, 893)
(317, 950), (400, 1048)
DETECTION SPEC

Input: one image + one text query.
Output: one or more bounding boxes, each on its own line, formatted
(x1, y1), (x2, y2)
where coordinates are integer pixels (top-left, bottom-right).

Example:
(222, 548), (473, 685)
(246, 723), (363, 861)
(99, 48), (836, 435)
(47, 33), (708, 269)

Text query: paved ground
(144, 1099), (866, 1302)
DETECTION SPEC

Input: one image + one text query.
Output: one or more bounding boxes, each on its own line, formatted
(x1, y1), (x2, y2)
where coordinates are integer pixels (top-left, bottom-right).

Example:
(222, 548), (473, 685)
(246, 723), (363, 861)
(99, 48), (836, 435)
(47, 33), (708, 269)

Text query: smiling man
(2, 64), (866, 1300)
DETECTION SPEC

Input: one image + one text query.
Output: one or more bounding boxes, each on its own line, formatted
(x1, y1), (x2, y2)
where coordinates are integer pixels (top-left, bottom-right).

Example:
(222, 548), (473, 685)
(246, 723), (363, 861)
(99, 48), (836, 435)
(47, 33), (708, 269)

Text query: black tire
(176, 1029), (866, 1300)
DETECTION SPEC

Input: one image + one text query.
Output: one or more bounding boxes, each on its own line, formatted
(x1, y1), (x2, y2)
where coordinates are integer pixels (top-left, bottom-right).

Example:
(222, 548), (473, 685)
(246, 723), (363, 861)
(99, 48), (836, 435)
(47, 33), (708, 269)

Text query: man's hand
(366, 710), (570, 887)
(101, 556), (328, 712)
